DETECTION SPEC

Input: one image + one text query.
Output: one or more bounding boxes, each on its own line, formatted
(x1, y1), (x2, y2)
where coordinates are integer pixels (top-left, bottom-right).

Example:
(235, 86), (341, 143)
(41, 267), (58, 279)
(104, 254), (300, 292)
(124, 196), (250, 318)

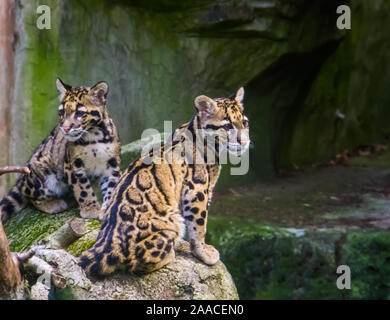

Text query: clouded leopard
(0, 79), (121, 223)
(79, 87), (250, 277)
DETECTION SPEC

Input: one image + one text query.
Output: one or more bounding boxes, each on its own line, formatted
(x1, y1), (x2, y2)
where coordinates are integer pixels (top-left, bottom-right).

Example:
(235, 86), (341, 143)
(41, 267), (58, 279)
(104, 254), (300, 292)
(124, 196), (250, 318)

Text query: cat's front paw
(191, 243), (220, 265)
(80, 206), (101, 220)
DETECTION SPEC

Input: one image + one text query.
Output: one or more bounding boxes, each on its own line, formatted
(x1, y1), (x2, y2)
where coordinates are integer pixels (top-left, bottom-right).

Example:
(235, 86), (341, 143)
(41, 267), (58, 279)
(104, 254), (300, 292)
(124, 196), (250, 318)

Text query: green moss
(3, 205), (101, 256)
(223, 233), (341, 299)
(4, 208), (77, 252)
(206, 216), (286, 248)
(23, 0), (66, 151)
(67, 219), (102, 256)
(67, 238), (98, 257)
(207, 216), (346, 299)
(207, 211), (390, 299)
(342, 231), (390, 299)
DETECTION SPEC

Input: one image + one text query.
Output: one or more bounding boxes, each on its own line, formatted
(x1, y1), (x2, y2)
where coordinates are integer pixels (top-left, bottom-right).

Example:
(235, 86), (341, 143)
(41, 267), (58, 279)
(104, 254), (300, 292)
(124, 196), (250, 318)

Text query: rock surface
(3, 0), (390, 189)
(21, 241), (238, 300)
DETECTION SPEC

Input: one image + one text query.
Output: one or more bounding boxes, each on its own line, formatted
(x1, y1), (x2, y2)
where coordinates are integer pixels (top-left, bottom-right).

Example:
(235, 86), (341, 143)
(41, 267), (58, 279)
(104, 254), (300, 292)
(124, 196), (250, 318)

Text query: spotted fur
(79, 87), (250, 278)
(0, 79), (121, 223)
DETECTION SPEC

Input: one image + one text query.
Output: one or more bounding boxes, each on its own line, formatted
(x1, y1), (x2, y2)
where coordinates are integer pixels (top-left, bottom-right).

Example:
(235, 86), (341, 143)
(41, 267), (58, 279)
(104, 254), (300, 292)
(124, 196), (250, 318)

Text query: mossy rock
(341, 231), (390, 300)
(29, 242), (238, 300)
(4, 208), (77, 252)
(207, 218), (344, 300)
(67, 219), (102, 256)
(206, 215), (390, 300)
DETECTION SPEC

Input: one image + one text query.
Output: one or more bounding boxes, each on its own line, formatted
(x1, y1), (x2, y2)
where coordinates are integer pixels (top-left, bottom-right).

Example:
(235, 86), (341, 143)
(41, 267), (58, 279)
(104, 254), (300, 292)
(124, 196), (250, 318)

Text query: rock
(4, 208), (77, 253)
(66, 220), (101, 257)
(3, 174), (238, 300)
(206, 214), (390, 300)
(28, 241), (238, 300)
(3, 0), (390, 189)
(30, 282), (50, 300)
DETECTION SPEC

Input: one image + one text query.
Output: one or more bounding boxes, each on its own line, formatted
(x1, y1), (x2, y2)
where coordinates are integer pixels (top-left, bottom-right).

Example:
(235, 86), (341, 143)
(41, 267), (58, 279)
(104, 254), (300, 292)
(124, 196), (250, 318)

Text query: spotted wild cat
(0, 79), (121, 223)
(79, 87), (250, 277)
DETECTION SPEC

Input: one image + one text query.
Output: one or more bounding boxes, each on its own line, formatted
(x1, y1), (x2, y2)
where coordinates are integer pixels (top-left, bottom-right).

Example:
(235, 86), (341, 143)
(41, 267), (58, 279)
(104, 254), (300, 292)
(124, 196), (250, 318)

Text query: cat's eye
(243, 119), (249, 127)
(223, 123), (233, 131)
(75, 110), (86, 118)
(58, 109), (64, 117)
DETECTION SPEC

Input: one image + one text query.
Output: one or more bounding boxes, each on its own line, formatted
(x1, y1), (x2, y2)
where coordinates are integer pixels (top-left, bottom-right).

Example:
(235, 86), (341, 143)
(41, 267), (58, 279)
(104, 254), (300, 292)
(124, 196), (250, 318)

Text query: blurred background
(1, 0), (390, 299)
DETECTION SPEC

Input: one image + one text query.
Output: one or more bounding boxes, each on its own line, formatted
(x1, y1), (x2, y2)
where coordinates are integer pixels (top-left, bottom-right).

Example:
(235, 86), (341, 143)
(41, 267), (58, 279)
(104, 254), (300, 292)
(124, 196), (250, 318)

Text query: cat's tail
(78, 249), (106, 280)
(0, 177), (28, 224)
(78, 222), (120, 279)
(78, 243), (121, 279)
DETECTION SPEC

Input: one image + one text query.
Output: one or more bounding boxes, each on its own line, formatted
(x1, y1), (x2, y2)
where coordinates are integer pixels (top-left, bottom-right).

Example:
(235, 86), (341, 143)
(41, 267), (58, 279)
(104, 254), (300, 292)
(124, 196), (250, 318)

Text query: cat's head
(56, 78), (108, 141)
(195, 87), (250, 156)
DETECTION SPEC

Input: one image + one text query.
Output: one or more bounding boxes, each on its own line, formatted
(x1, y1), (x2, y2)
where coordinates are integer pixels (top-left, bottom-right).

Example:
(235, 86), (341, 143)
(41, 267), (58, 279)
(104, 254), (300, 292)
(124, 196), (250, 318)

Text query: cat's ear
(194, 95), (218, 121)
(56, 78), (71, 101)
(88, 81), (109, 107)
(234, 87), (245, 105)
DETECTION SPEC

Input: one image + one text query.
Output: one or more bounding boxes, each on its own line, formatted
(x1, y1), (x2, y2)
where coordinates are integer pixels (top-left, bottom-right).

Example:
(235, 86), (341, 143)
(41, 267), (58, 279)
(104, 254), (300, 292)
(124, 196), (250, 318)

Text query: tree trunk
(0, 220), (21, 298)
(0, 165), (29, 299)
(0, 0), (18, 298)
(0, 0), (14, 196)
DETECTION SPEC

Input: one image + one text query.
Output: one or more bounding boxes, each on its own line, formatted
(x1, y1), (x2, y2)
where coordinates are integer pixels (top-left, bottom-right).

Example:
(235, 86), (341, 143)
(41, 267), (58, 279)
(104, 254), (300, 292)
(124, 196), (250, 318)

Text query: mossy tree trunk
(0, 166), (31, 298)
(0, 220), (21, 299)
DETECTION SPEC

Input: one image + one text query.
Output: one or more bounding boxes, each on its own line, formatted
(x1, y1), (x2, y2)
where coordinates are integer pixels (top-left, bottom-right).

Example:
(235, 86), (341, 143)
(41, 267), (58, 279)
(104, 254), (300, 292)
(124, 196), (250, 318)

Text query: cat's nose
(237, 134), (249, 147)
(62, 126), (72, 133)
(240, 137), (249, 147)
